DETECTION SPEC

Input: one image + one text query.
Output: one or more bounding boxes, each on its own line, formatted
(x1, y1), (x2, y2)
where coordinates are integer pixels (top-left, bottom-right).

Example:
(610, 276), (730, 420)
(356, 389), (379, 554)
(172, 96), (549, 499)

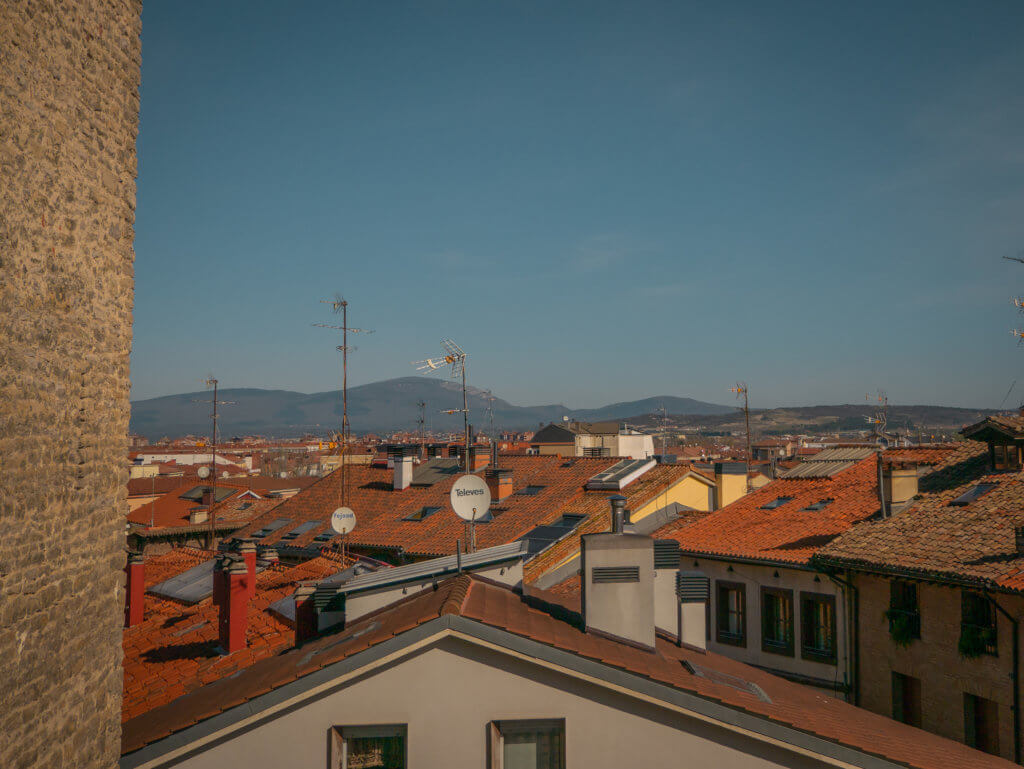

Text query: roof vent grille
(592, 565), (639, 584)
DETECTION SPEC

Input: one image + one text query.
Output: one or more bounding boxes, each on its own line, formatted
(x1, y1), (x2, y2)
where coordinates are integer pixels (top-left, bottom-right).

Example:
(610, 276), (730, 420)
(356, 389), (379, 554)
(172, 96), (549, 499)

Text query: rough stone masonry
(0, 1), (142, 767)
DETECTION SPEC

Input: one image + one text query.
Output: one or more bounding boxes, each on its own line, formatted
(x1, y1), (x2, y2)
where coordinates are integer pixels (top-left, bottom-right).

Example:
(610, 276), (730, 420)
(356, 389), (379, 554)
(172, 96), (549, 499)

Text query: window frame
(960, 591), (998, 657)
(331, 723), (407, 769)
(799, 591), (837, 664)
(964, 693), (1001, 756)
(488, 718), (566, 769)
(715, 580), (747, 647)
(888, 580), (921, 642)
(892, 671), (922, 727)
(760, 586), (795, 656)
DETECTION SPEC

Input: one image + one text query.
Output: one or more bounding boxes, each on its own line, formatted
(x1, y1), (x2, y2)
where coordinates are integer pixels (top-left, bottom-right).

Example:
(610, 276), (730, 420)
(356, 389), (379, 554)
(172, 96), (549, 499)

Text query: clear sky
(132, 1), (1024, 409)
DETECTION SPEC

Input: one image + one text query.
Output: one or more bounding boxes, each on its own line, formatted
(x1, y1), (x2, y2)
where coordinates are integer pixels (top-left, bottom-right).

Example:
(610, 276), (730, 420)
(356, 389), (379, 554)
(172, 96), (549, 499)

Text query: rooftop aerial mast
(192, 376), (234, 546)
(314, 297), (374, 508)
(413, 339), (470, 471)
(729, 382), (752, 490)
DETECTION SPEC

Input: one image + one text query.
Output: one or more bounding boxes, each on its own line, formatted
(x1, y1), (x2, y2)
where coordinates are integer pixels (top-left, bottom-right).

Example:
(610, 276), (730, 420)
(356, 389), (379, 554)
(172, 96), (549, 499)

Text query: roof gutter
(811, 556), (1023, 596)
(681, 549), (818, 572)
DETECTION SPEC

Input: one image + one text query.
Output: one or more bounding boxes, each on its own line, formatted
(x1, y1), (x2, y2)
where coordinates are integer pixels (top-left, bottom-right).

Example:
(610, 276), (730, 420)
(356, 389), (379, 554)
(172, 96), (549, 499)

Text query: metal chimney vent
(592, 566), (640, 584)
(676, 570), (710, 603)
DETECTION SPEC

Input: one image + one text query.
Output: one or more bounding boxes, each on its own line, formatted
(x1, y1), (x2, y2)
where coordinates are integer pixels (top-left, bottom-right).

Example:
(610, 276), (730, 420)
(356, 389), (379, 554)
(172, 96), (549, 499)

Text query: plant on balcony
(884, 609), (916, 647)
(958, 624), (995, 658)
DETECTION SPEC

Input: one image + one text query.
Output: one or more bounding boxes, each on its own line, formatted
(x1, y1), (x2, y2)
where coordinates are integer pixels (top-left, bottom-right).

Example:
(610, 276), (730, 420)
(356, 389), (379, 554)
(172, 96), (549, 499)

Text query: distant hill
(626, 403), (1000, 436)
(128, 377), (734, 439)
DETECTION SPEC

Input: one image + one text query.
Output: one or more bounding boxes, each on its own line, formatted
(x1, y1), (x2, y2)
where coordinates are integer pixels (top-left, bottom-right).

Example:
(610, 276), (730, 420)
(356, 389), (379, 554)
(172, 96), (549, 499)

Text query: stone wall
(0, 1), (141, 767)
(856, 573), (1023, 762)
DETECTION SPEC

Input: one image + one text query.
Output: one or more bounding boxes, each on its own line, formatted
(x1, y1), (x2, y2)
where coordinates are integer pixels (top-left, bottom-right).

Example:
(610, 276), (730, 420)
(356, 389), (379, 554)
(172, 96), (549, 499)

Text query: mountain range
(128, 377), (733, 439)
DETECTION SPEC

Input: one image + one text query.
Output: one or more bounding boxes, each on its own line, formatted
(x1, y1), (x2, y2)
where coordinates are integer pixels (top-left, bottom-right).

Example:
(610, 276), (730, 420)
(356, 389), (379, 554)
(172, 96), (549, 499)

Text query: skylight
(402, 506), (442, 521)
(761, 497), (793, 510)
(949, 483), (998, 507)
(517, 485), (546, 496)
(801, 499), (833, 512)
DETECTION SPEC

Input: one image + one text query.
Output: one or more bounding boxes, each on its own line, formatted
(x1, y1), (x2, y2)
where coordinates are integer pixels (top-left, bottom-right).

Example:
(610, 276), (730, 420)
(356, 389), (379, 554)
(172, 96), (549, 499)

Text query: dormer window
(993, 444), (1022, 471)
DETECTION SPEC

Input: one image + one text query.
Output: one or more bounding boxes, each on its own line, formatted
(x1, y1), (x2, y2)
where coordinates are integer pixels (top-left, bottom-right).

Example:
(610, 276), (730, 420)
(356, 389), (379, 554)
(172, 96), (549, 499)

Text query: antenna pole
(462, 360), (470, 472)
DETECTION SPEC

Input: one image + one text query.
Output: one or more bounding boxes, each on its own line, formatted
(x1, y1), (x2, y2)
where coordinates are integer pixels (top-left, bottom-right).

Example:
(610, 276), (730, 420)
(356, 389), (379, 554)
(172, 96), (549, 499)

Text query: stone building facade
(1, 1), (142, 767)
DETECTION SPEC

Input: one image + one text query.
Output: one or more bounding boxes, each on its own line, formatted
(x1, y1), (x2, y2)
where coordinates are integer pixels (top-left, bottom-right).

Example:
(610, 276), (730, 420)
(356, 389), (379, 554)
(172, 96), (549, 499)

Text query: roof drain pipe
(876, 451), (888, 519)
(826, 569), (859, 706)
(989, 594), (1020, 764)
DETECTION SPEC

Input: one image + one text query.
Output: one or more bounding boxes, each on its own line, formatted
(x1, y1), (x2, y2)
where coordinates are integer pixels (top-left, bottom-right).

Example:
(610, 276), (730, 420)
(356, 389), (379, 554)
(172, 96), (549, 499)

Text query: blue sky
(132, 1), (1024, 409)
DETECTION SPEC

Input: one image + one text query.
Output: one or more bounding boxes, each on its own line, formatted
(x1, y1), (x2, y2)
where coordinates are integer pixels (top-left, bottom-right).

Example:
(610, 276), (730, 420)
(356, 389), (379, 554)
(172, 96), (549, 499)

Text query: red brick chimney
(238, 539), (257, 600)
(124, 552), (145, 628)
(216, 556), (250, 653)
(294, 584), (318, 646)
(485, 468), (513, 502)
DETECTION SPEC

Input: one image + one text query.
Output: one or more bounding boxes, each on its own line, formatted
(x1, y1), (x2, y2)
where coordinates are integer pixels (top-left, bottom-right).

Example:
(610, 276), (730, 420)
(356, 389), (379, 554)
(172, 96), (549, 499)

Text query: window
(550, 513), (586, 529)
(516, 485), (546, 496)
(760, 497), (793, 510)
(892, 672), (922, 727)
(964, 693), (1000, 756)
(761, 587), (794, 655)
(949, 483), (998, 507)
(800, 592), (836, 663)
(402, 506), (441, 522)
(489, 719), (565, 769)
(887, 581), (921, 645)
(993, 444), (1022, 471)
(800, 499), (833, 512)
(582, 446), (611, 457)
(960, 592), (997, 657)
(716, 581), (746, 646)
(332, 724), (406, 769)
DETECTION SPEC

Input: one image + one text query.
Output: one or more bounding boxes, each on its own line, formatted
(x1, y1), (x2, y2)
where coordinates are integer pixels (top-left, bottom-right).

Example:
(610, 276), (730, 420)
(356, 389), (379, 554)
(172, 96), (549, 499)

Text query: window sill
(717, 632), (746, 647)
(800, 647), (837, 665)
(762, 641), (794, 657)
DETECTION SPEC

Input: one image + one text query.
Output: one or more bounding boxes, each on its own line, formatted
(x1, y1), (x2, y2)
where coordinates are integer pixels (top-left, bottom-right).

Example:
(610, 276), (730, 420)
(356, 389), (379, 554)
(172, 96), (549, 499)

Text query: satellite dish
(450, 474), (491, 521)
(331, 506), (357, 535)
(197, 466), (211, 479)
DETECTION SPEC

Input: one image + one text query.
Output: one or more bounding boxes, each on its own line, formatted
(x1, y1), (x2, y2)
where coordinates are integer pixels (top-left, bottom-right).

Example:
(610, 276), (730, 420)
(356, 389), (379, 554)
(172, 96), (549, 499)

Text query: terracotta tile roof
(127, 481), (281, 531)
(658, 446), (964, 566)
(122, 552), (348, 722)
(127, 475), (316, 498)
(523, 465), (710, 583)
(231, 456), (685, 558)
(963, 414), (1024, 440)
(817, 443), (1024, 589)
(122, 574), (1013, 769)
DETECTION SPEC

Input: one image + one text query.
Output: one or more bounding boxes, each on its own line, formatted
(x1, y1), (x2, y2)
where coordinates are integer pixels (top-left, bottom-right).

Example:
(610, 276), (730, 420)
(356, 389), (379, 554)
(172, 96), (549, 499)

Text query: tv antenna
(865, 390), (889, 444)
(658, 403), (670, 454)
(192, 376), (234, 545)
(413, 338), (470, 471)
(729, 382), (752, 489)
(313, 296), (374, 507)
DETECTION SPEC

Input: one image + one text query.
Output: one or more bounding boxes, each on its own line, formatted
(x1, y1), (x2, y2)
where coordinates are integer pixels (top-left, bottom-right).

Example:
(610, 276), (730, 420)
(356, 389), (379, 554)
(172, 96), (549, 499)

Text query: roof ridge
(440, 574), (474, 616)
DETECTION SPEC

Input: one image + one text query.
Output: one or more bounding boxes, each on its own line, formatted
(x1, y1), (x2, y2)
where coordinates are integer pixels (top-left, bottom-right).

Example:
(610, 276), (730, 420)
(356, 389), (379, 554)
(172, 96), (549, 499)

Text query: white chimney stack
(394, 455), (414, 491)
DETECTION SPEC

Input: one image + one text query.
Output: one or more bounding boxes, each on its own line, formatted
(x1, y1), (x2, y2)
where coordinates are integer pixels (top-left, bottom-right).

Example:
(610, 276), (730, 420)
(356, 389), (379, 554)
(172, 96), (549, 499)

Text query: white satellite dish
(450, 474), (491, 521)
(197, 466), (211, 479)
(331, 506), (357, 535)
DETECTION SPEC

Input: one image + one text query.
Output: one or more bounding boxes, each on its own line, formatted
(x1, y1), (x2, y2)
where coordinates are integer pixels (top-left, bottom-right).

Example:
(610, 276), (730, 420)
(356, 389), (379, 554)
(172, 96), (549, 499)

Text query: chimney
(470, 445), (489, 472)
(675, 570), (710, 651)
(124, 552), (145, 628)
(485, 468), (513, 502)
(580, 497), (655, 651)
(294, 583), (318, 646)
(883, 463), (919, 505)
(216, 556), (249, 653)
(714, 462), (747, 509)
(238, 539), (257, 600)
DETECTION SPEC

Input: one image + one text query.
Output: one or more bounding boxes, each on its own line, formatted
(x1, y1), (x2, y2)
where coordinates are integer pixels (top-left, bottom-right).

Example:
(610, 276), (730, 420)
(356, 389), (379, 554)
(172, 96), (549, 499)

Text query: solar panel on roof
(279, 520), (322, 540)
(251, 517), (292, 539)
(585, 458), (656, 490)
(148, 559), (216, 604)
